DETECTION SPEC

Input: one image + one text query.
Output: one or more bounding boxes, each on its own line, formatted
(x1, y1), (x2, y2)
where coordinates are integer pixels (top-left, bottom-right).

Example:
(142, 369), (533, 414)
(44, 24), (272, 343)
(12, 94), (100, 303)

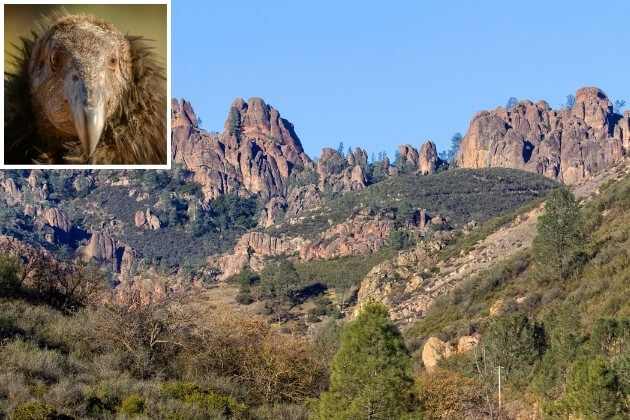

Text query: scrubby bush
(11, 401), (61, 420)
(162, 382), (248, 419)
(118, 394), (146, 416)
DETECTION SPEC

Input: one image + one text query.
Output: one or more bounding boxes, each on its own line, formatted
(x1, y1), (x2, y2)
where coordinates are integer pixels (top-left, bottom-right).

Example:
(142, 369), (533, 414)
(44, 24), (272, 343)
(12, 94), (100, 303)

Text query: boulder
(422, 337), (454, 372)
(134, 210), (146, 227)
(422, 335), (480, 372)
(146, 209), (161, 230)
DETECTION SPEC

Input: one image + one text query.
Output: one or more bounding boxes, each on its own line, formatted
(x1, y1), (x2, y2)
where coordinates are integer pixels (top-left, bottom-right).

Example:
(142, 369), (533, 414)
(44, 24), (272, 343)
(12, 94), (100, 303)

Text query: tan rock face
(456, 87), (625, 184)
(172, 98), (311, 200)
(300, 208), (406, 260)
(422, 337), (453, 372)
(258, 197), (287, 228)
(44, 208), (72, 233)
(421, 335), (480, 372)
(84, 231), (117, 270)
(134, 210), (146, 227)
(418, 141), (439, 175)
(213, 232), (305, 279)
(456, 335), (480, 353)
(398, 144), (419, 167)
(1, 178), (21, 205)
(171, 98), (198, 128)
(146, 209), (161, 230)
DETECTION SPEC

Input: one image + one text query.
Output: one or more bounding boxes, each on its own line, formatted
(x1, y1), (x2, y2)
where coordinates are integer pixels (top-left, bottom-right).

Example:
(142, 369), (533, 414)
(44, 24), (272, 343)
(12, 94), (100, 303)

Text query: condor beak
(69, 77), (106, 157)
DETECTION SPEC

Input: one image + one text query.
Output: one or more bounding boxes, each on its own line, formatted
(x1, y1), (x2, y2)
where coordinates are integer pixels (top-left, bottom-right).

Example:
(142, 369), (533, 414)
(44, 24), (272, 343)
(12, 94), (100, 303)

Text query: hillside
(1, 88), (629, 418)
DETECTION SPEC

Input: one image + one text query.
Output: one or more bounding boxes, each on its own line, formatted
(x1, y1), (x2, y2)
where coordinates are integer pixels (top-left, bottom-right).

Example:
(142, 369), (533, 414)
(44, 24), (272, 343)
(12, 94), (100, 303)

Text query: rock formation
(134, 210), (146, 227)
(316, 148), (367, 193)
(418, 141), (440, 175)
(44, 208), (72, 233)
(172, 97), (312, 200)
(456, 87), (628, 184)
(258, 197), (287, 227)
(171, 98), (198, 128)
(299, 207), (429, 260)
(398, 145), (419, 167)
(83, 231), (118, 270)
(1, 178), (21, 206)
(422, 335), (480, 372)
(213, 232), (305, 279)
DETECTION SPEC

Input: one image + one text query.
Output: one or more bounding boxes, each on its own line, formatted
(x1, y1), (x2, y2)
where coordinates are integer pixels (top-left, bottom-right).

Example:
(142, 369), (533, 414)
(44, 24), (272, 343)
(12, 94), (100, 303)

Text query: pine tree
(227, 106), (241, 137)
(532, 187), (583, 283)
(562, 355), (621, 418)
(334, 270), (351, 310)
(317, 302), (416, 419)
(483, 311), (545, 379)
(337, 141), (345, 155)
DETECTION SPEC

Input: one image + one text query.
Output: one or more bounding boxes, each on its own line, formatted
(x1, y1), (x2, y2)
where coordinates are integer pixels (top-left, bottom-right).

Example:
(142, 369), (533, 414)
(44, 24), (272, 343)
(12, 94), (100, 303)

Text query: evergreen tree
(532, 187), (584, 283)
(0, 252), (21, 297)
(562, 355), (621, 418)
(531, 302), (582, 400)
(227, 106), (241, 136)
(317, 302), (415, 419)
(506, 97), (517, 109)
(334, 270), (351, 310)
(337, 141), (345, 155)
(589, 318), (630, 358)
(447, 132), (463, 163)
(275, 258), (299, 302)
(395, 201), (416, 228)
(483, 311), (545, 379)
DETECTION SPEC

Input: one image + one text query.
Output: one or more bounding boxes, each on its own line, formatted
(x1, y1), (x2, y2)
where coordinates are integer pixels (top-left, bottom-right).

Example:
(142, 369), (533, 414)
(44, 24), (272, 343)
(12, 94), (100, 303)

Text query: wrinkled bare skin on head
(28, 14), (131, 158)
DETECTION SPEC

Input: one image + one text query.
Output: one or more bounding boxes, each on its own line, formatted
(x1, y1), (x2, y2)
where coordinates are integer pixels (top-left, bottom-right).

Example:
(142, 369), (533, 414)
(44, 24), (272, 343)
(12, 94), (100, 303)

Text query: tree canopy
(317, 302), (415, 419)
(532, 187), (583, 283)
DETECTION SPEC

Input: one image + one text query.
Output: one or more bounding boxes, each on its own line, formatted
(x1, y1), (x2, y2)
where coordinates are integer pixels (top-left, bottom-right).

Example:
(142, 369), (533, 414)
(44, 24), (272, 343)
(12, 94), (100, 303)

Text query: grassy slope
(401, 167), (630, 414)
(267, 168), (559, 239)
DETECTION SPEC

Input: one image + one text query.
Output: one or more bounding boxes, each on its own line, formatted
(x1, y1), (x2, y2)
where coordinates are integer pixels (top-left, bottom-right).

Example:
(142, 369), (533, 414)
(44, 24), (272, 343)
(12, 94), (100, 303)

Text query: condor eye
(49, 48), (62, 71)
(108, 51), (118, 71)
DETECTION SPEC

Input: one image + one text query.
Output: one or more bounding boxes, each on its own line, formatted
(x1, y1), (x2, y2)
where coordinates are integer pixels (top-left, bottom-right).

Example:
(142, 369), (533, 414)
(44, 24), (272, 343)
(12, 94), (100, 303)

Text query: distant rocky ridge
(171, 97), (312, 200)
(171, 97), (447, 205)
(1, 88), (627, 307)
(456, 87), (629, 184)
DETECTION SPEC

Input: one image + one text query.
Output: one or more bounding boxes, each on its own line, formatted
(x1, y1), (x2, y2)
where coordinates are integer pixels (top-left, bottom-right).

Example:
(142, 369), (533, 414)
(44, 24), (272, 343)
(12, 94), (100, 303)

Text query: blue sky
(173, 1), (630, 160)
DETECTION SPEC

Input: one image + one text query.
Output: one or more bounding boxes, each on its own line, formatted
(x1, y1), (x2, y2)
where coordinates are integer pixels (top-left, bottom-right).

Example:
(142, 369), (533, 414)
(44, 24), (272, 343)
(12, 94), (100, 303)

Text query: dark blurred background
(4, 4), (167, 75)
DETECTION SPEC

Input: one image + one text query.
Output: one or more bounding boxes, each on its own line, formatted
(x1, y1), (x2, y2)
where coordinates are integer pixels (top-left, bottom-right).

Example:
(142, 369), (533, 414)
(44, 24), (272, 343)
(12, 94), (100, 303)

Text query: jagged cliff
(456, 87), (629, 184)
(171, 97), (312, 200)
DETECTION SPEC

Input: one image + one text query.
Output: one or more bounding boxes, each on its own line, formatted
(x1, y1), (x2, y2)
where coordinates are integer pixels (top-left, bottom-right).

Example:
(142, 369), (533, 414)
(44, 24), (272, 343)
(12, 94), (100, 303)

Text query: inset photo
(4, 3), (169, 167)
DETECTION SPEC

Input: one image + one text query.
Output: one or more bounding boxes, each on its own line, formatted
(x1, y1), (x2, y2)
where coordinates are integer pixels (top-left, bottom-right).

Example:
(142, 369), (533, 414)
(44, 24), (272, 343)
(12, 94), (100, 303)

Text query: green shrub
(1, 339), (69, 383)
(0, 252), (21, 297)
(118, 394), (145, 416)
(11, 401), (66, 420)
(162, 382), (249, 419)
(235, 291), (254, 305)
